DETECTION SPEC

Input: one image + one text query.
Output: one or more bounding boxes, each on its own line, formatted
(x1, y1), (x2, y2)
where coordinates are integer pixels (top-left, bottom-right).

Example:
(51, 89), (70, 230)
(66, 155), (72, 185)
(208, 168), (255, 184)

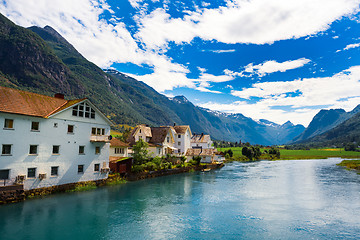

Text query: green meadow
(218, 147), (360, 160)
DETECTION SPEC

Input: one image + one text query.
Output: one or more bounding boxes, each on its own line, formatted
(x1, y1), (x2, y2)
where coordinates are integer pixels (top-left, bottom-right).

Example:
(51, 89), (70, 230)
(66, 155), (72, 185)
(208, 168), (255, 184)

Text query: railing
(90, 135), (111, 143)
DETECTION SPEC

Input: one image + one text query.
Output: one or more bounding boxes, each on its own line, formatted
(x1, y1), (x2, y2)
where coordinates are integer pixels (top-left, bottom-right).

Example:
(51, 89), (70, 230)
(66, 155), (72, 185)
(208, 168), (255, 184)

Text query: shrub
(192, 156), (201, 165)
(132, 164), (145, 173)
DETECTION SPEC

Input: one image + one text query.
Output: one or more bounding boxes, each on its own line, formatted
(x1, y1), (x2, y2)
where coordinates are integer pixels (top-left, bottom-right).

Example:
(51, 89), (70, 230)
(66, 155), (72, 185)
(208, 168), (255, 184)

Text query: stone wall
(0, 185), (25, 204)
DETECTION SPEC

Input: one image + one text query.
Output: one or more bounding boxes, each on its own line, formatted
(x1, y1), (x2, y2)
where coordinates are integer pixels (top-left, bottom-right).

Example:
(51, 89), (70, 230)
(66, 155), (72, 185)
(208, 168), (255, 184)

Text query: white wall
(110, 146), (128, 157)
(0, 108), (110, 190)
(175, 129), (191, 155)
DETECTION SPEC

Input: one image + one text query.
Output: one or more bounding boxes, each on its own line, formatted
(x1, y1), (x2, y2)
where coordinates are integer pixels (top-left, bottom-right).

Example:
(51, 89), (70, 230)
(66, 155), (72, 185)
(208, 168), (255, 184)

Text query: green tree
(132, 138), (149, 165)
(344, 143), (357, 151)
(193, 156), (201, 165)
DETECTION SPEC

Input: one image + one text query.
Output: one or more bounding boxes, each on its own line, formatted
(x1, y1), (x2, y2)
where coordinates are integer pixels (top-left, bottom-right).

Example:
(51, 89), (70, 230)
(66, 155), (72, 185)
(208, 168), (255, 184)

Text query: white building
(173, 125), (192, 155)
(191, 133), (214, 149)
(110, 138), (129, 158)
(127, 125), (179, 157)
(0, 86), (112, 190)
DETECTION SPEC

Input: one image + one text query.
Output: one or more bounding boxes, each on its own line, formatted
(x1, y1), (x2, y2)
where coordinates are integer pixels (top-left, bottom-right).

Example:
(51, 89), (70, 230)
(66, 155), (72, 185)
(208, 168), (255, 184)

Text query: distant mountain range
(2, 13), (359, 146)
(292, 105), (360, 143)
(292, 106), (360, 146)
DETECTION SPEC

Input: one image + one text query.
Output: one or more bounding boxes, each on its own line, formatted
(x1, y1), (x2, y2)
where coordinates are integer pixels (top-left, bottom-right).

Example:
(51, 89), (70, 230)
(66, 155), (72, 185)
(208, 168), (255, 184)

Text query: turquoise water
(1, 158), (360, 240)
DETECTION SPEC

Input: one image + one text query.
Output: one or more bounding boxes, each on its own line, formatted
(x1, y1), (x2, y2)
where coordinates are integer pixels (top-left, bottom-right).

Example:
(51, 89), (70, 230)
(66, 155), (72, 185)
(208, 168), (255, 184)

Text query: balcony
(90, 135), (111, 143)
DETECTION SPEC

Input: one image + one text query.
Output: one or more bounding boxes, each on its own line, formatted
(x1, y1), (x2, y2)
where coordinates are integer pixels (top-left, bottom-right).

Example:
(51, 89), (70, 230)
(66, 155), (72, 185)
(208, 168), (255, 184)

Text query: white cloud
(135, 0), (360, 49)
(200, 66), (360, 126)
(211, 49), (236, 53)
(243, 58), (311, 77)
(344, 42), (360, 50)
(336, 42), (360, 52)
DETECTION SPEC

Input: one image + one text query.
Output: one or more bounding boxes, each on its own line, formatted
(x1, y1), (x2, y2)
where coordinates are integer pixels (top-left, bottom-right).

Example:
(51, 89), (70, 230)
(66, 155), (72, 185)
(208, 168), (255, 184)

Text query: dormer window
(72, 103), (95, 119)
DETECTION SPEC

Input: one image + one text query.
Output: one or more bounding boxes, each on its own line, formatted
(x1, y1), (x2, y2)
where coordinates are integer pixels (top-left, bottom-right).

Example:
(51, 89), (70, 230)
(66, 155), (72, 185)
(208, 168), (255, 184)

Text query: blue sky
(1, 0), (360, 126)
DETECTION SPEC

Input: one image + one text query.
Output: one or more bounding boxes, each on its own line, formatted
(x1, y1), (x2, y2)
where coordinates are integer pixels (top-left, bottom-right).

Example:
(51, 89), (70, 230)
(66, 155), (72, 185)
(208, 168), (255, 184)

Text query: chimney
(54, 93), (64, 99)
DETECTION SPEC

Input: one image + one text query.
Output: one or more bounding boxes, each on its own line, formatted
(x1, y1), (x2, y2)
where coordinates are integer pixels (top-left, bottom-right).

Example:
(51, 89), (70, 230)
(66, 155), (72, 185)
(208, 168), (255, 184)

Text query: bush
(151, 156), (162, 166)
(132, 164), (145, 173)
(345, 143), (357, 151)
(193, 156), (201, 165)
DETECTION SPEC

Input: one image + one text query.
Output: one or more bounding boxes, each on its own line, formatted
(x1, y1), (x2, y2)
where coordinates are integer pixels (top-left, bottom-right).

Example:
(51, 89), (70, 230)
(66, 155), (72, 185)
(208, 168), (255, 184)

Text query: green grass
(106, 174), (127, 186)
(337, 160), (360, 171)
(66, 182), (97, 192)
(218, 147), (360, 160)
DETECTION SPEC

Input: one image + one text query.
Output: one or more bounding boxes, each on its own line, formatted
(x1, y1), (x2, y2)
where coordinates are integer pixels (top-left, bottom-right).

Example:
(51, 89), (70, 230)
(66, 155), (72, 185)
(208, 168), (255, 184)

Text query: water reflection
(0, 158), (359, 240)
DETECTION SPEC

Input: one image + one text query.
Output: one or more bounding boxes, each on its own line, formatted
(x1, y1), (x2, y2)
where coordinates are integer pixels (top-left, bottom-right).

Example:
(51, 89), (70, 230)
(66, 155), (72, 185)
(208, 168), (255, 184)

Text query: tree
(132, 138), (149, 165)
(344, 143), (357, 151)
(224, 149), (233, 157)
(193, 156), (201, 165)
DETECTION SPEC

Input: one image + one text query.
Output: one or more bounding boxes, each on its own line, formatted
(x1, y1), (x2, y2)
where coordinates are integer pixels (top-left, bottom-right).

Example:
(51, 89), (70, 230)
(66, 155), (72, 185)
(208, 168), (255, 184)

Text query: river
(1, 158), (360, 239)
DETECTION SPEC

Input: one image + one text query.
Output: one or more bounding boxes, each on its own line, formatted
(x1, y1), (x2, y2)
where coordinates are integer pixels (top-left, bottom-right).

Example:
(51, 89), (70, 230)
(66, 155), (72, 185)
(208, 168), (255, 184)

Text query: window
(0, 170), (10, 180)
(178, 134), (181, 138)
(94, 164), (100, 172)
(167, 137), (170, 143)
(178, 142), (181, 146)
(72, 103), (95, 119)
(52, 145), (60, 154)
(79, 146), (85, 154)
(92, 127), (105, 135)
(158, 148), (161, 155)
(78, 165), (84, 174)
(27, 168), (36, 178)
(4, 119), (14, 129)
(51, 166), (59, 176)
(1, 144), (12, 155)
(139, 129), (141, 133)
(68, 125), (74, 134)
(115, 148), (124, 154)
(29, 145), (38, 155)
(31, 121), (39, 131)
(95, 146), (100, 154)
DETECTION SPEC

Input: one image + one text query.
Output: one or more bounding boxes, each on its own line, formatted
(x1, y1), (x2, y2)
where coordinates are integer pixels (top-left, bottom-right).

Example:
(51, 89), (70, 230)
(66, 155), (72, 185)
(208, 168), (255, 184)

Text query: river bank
(337, 160), (360, 172)
(219, 147), (360, 160)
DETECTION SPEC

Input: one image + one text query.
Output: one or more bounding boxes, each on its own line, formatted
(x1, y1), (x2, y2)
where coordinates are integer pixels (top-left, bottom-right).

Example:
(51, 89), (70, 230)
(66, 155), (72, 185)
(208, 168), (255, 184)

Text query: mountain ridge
(292, 105), (360, 143)
(0, 13), (305, 145)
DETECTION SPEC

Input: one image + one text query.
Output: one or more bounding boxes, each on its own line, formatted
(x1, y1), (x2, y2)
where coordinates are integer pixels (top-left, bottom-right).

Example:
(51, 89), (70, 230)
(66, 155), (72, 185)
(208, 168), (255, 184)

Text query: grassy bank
(337, 160), (360, 172)
(218, 147), (360, 160)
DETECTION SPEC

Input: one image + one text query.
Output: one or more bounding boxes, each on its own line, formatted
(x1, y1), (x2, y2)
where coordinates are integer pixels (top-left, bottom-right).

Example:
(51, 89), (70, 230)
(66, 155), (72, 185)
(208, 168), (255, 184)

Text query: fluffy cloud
(200, 66), (360, 126)
(135, 0), (360, 49)
(243, 58), (311, 77)
(344, 42), (360, 50)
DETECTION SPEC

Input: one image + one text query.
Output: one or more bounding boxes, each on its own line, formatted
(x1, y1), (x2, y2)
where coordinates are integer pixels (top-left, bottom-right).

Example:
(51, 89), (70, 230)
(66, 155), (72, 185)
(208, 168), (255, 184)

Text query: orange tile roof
(0, 86), (83, 118)
(110, 138), (129, 147)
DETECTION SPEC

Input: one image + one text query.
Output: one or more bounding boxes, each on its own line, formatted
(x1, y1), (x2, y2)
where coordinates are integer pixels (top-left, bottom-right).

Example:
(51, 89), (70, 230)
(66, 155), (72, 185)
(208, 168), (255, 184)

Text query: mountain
(300, 112), (360, 147)
(0, 13), (84, 96)
(292, 105), (360, 143)
(0, 13), (304, 145)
